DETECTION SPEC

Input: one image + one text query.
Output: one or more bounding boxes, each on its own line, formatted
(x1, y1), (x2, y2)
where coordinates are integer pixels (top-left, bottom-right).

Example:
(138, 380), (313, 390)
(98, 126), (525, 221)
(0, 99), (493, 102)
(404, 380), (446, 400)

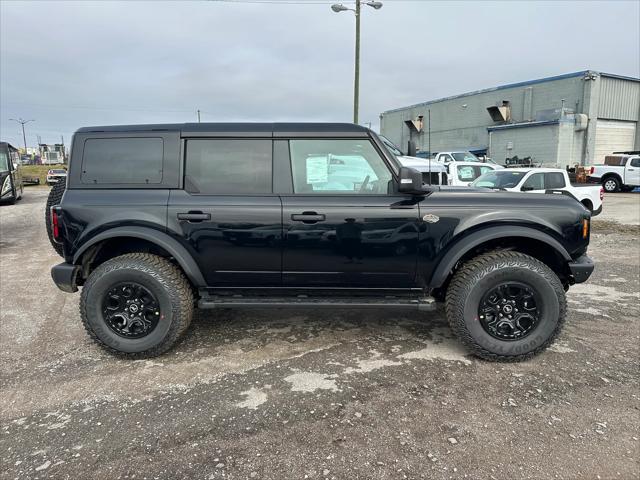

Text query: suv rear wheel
(445, 251), (566, 362)
(80, 253), (194, 358)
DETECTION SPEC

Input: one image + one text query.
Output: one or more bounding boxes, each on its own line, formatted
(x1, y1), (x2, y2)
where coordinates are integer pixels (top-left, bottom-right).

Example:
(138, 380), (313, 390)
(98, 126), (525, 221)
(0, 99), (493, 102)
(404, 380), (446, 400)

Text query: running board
(197, 294), (437, 311)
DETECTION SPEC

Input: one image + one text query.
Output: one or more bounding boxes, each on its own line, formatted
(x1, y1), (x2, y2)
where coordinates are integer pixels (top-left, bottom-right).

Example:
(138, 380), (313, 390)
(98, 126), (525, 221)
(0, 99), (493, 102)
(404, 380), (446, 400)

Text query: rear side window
(544, 172), (566, 189)
(185, 139), (272, 194)
(81, 137), (163, 184)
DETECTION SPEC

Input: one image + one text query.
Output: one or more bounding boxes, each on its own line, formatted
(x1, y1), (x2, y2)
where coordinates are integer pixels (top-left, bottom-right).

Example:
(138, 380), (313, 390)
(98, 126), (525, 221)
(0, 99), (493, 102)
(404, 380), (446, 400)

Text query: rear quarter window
(81, 137), (164, 184)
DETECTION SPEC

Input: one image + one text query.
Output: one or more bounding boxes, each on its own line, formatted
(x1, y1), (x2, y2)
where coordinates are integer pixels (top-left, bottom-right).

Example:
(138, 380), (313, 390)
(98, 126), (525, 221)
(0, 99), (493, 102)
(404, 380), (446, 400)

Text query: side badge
(422, 214), (440, 224)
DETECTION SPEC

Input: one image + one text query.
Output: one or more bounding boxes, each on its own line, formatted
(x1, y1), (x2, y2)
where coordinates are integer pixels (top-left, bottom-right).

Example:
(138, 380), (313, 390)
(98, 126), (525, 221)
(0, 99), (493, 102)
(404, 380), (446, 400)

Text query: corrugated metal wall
(598, 77), (640, 121)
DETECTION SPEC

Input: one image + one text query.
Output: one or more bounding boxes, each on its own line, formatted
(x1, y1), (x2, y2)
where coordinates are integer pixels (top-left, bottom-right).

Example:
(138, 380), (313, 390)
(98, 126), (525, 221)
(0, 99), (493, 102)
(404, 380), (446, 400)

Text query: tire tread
(445, 250), (567, 362)
(80, 253), (194, 358)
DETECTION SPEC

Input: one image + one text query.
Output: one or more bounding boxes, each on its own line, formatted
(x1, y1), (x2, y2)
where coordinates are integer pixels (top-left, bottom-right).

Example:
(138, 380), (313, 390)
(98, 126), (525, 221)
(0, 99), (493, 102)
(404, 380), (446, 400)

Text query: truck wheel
(602, 177), (620, 193)
(80, 253), (194, 358)
(445, 251), (566, 362)
(45, 181), (66, 257)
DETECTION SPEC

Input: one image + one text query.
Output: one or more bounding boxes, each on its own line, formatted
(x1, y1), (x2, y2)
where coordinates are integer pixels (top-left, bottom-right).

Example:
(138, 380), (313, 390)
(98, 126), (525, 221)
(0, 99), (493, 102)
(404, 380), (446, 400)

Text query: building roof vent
(487, 101), (511, 123)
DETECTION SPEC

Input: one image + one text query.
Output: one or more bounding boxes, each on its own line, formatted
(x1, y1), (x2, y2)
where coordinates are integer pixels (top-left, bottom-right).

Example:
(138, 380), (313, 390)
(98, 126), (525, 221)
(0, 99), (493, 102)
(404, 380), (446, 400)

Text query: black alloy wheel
(102, 282), (161, 338)
(478, 282), (540, 340)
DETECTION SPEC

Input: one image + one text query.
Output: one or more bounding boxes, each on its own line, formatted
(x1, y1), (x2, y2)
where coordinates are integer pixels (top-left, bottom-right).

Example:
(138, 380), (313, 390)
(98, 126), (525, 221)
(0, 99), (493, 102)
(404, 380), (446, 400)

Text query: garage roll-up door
(594, 120), (636, 163)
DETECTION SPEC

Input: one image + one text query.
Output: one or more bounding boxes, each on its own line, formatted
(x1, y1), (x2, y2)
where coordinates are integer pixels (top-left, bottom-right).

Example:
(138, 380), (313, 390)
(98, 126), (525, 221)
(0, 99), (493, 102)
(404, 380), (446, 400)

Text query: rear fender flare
(429, 226), (572, 288)
(72, 226), (206, 287)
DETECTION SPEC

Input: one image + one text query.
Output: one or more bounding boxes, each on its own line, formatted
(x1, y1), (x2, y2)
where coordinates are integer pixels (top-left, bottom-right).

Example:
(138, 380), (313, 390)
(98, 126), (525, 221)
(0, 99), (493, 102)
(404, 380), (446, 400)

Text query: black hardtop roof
(75, 122), (371, 137)
(0, 142), (18, 150)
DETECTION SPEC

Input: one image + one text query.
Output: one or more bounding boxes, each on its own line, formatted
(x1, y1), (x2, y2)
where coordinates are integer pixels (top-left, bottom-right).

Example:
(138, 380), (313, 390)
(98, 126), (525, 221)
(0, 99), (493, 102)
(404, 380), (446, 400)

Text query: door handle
(177, 211), (211, 222)
(291, 212), (326, 223)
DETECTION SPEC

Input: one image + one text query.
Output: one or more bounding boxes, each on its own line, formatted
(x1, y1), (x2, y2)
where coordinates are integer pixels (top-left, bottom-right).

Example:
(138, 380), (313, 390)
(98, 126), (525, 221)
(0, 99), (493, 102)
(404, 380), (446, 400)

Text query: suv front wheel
(445, 251), (566, 361)
(80, 253), (194, 358)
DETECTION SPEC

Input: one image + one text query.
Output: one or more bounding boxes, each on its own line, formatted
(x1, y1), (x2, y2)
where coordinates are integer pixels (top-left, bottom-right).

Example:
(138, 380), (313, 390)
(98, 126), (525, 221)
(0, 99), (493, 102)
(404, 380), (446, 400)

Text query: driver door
(280, 138), (420, 288)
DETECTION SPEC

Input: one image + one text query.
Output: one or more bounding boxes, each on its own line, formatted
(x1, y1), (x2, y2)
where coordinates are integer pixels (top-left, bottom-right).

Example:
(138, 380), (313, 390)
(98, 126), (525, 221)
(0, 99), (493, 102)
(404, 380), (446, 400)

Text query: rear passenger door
(278, 138), (420, 288)
(167, 138), (282, 287)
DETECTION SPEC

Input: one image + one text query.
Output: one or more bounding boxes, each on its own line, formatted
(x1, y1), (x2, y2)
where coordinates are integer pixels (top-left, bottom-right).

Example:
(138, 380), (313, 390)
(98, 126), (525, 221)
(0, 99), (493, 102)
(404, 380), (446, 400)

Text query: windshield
(452, 152), (480, 162)
(378, 135), (404, 157)
(472, 170), (527, 189)
(0, 152), (8, 172)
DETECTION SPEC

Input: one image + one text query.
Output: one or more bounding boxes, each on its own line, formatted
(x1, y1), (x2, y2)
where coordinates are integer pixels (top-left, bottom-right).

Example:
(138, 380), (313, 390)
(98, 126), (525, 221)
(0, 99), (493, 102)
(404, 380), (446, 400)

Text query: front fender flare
(72, 226), (206, 287)
(429, 226), (572, 288)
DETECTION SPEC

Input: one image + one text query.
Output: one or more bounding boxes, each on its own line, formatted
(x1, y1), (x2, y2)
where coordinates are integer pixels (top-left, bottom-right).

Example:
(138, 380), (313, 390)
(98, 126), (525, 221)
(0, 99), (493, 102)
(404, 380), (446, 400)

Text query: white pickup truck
(587, 153), (640, 192)
(472, 168), (604, 215)
(434, 151), (505, 169)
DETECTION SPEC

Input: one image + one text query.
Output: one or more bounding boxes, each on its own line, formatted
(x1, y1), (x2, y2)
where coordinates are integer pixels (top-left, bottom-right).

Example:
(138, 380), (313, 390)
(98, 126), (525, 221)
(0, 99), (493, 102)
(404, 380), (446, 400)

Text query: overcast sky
(1, 0), (638, 149)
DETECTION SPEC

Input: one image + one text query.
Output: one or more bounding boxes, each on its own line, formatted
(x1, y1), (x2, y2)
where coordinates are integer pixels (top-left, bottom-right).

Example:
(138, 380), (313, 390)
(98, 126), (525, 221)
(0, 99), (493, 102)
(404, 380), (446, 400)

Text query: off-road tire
(45, 181), (66, 257)
(602, 176), (620, 193)
(445, 251), (566, 362)
(80, 253), (194, 358)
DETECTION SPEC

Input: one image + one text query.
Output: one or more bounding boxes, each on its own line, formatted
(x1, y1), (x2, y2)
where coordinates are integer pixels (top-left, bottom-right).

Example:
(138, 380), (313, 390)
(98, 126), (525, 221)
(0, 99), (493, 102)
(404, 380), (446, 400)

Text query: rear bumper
(568, 255), (594, 284)
(51, 262), (80, 293)
(586, 176), (601, 184)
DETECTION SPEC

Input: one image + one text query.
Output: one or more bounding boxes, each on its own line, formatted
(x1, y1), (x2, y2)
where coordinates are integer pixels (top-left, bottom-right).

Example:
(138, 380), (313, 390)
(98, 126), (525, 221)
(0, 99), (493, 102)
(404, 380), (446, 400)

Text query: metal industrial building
(380, 70), (640, 167)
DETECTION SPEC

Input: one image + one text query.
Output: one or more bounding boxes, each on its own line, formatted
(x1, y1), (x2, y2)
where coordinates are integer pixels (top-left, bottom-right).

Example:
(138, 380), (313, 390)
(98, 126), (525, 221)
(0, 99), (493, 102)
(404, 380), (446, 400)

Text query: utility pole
(9, 118), (34, 152)
(353, 0), (361, 124)
(197, 110), (201, 123)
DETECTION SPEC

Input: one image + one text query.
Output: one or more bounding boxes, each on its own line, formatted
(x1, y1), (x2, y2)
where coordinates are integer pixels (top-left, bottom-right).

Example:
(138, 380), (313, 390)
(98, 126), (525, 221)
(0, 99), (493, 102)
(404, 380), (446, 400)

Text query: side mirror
(398, 166), (424, 194)
(407, 140), (417, 157)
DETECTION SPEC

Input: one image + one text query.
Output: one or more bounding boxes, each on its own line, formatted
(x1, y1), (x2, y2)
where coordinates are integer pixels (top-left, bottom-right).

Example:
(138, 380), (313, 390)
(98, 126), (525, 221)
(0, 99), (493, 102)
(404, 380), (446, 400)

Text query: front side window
(544, 172), (566, 189)
(185, 139), (272, 194)
(522, 173), (544, 190)
(479, 165), (494, 175)
(289, 139), (392, 194)
(82, 137), (163, 184)
(630, 158), (640, 168)
(0, 152), (8, 172)
(457, 166), (476, 181)
(472, 171), (526, 188)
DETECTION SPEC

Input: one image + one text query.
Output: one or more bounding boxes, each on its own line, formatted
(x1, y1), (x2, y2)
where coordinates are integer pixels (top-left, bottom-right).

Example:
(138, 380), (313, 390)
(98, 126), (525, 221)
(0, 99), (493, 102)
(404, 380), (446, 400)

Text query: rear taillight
(600, 187), (604, 201)
(590, 166), (595, 175)
(51, 207), (62, 243)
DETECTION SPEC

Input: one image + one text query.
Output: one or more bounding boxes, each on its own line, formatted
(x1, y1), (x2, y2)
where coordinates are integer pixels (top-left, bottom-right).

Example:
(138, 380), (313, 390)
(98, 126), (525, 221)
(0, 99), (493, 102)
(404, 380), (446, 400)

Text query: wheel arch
(428, 226), (572, 289)
(73, 227), (206, 288)
(601, 172), (622, 184)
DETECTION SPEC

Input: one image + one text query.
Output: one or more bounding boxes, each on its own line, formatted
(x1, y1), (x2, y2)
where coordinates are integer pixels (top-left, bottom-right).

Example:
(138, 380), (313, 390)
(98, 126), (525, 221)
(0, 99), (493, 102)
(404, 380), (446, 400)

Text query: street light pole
(9, 118), (35, 152)
(353, 0), (361, 124)
(331, 1), (382, 125)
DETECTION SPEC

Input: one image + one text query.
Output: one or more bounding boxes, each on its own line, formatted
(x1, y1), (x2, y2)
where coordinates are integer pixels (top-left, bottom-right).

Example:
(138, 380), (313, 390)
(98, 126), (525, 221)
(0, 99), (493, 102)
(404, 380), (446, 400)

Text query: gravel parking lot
(1, 188), (638, 480)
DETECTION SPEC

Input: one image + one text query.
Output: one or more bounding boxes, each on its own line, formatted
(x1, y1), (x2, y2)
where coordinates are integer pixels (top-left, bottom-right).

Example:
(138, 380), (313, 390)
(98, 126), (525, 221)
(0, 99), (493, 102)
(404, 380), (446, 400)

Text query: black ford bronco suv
(47, 123), (594, 361)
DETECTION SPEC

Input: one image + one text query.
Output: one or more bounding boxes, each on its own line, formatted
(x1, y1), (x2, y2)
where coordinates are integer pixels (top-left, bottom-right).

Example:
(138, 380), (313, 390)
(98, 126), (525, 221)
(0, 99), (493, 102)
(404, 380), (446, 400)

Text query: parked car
(379, 134), (448, 185)
(0, 142), (23, 204)
(472, 168), (603, 215)
(434, 151), (505, 168)
(47, 123), (594, 362)
(587, 154), (640, 192)
(446, 162), (499, 186)
(46, 168), (67, 186)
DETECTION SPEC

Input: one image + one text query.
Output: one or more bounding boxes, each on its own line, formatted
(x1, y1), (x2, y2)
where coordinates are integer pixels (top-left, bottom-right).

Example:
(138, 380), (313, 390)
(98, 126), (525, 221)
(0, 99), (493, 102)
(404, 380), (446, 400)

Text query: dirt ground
(1, 188), (638, 480)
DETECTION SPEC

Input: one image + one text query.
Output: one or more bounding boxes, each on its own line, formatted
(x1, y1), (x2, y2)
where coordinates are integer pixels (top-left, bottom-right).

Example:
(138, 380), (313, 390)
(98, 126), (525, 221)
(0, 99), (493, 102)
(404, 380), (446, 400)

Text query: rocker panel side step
(197, 294), (436, 311)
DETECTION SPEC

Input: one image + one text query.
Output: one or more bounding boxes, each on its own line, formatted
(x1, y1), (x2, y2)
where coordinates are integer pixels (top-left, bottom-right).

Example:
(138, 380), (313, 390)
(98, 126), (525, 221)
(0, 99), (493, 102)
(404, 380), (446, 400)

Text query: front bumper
(51, 262), (80, 293)
(568, 255), (594, 284)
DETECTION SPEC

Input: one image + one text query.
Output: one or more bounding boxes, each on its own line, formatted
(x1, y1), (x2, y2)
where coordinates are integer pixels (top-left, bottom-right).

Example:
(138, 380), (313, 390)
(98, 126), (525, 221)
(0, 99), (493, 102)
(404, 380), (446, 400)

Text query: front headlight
(1, 176), (11, 196)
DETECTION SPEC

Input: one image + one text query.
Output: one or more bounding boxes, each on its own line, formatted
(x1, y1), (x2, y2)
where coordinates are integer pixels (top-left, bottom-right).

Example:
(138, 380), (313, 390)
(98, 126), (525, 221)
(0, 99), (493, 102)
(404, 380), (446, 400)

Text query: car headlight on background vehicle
(1, 176), (12, 196)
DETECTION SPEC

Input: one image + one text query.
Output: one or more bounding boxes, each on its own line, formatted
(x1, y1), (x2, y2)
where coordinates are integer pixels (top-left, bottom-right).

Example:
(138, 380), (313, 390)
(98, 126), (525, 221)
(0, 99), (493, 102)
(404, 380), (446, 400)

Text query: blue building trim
(487, 120), (559, 132)
(382, 70), (640, 115)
